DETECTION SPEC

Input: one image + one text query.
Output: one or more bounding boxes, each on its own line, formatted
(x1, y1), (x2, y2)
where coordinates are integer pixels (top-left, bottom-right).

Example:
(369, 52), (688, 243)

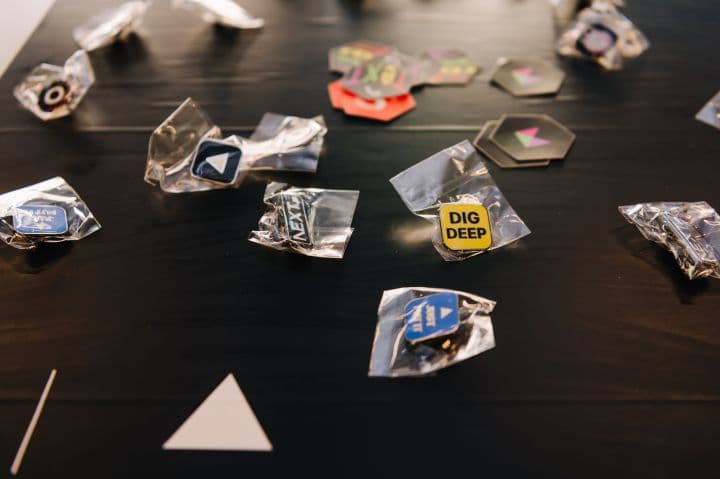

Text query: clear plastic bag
(555, 1), (648, 70)
(550, 0), (625, 28)
(145, 98), (327, 193)
(0, 177), (101, 250)
(369, 287), (496, 377)
(619, 202), (720, 280)
(390, 140), (530, 261)
(247, 113), (327, 172)
(172, 0), (264, 29)
(13, 50), (95, 121)
(249, 182), (359, 259)
(73, 1), (150, 51)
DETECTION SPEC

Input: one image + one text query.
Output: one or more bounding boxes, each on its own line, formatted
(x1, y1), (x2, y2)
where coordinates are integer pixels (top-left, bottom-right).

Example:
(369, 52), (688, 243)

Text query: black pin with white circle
(38, 81), (71, 112)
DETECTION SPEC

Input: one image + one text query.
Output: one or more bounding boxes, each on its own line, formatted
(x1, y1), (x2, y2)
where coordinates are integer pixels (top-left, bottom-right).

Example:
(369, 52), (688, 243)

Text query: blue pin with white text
(13, 205), (68, 235)
(404, 292), (460, 343)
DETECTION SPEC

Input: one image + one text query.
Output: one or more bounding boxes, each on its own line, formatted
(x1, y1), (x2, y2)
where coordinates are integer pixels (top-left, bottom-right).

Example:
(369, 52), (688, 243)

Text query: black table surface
(1, 0), (719, 477)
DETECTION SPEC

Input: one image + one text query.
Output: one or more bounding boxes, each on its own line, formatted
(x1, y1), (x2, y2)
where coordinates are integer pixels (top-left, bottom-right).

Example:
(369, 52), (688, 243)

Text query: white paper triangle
(162, 374), (272, 452)
(206, 153), (229, 174)
(440, 307), (453, 320)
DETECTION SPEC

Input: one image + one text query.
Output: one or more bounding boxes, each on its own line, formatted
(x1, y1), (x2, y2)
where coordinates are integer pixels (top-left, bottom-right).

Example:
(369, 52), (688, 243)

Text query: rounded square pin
(490, 58), (565, 97)
(439, 203), (492, 251)
(190, 139), (243, 184)
(12, 204), (69, 235)
(489, 114), (575, 162)
(404, 292), (461, 344)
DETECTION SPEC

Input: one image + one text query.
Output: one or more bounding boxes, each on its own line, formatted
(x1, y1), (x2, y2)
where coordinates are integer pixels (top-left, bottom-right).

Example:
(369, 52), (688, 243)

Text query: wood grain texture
(0, 0), (719, 477)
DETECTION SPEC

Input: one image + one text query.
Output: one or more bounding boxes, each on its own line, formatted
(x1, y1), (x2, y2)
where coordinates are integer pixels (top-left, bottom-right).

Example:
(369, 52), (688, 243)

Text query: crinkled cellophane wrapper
(369, 287), (496, 377)
(619, 201), (720, 280)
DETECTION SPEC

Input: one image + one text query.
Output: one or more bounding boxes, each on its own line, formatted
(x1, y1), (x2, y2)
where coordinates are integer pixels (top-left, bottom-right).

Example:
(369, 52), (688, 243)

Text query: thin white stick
(10, 369), (57, 476)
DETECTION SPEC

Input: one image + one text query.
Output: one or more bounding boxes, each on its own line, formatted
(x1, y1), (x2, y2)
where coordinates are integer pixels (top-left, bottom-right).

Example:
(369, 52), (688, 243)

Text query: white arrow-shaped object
(205, 153), (229, 174)
(163, 374), (272, 452)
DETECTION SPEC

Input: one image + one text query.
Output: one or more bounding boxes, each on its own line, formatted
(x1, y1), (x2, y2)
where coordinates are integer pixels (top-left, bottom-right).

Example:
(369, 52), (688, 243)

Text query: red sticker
(342, 94), (416, 122)
(327, 81), (416, 122)
(327, 80), (345, 109)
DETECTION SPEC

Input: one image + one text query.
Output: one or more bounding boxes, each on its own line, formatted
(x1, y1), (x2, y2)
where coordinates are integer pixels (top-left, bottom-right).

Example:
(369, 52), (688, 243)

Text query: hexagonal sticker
(341, 51), (425, 100)
(489, 114), (575, 162)
(341, 92), (416, 122)
(328, 40), (392, 74)
(491, 58), (565, 97)
(419, 49), (479, 85)
(474, 121), (550, 169)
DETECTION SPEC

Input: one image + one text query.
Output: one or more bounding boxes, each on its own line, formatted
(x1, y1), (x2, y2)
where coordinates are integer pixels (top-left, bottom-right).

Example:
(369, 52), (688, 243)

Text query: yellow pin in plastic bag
(439, 203), (492, 251)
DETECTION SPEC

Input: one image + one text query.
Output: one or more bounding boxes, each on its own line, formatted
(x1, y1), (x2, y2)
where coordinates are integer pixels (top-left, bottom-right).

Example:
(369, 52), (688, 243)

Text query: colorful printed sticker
(491, 58), (565, 97)
(420, 49), (479, 85)
(473, 121), (550, 169)
(489, 114), (575, 162)
(341, 51), (424, 100)
(328, 41), (392, 74)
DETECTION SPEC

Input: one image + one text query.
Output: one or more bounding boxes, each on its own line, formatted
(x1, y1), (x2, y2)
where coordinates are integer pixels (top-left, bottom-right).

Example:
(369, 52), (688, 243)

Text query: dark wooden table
(1, 1), (719, 477)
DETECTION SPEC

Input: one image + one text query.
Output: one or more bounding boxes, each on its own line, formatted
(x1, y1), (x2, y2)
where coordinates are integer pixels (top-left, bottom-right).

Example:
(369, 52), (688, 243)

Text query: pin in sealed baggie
(556, 1), (648, 70)
(73, 1), (151, 51)
(0, 177), (100, 250)
(13, 50), (95, 121)
(172, 0), (263, 29)
(619, 202), (720, 280)
(249, 182), (359, 259)
(390, 140), (530, 261)
(145, 99), (326, 193)
(369, 287), (496, 377)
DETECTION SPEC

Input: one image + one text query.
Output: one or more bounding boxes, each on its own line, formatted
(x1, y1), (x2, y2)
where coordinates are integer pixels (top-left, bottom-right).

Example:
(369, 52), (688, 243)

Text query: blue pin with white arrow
(403, 292), (460, 344)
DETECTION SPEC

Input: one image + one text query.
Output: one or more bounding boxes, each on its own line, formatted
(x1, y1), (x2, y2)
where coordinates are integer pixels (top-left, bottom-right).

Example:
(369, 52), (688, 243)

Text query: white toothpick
(10, 369), (57, 476)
